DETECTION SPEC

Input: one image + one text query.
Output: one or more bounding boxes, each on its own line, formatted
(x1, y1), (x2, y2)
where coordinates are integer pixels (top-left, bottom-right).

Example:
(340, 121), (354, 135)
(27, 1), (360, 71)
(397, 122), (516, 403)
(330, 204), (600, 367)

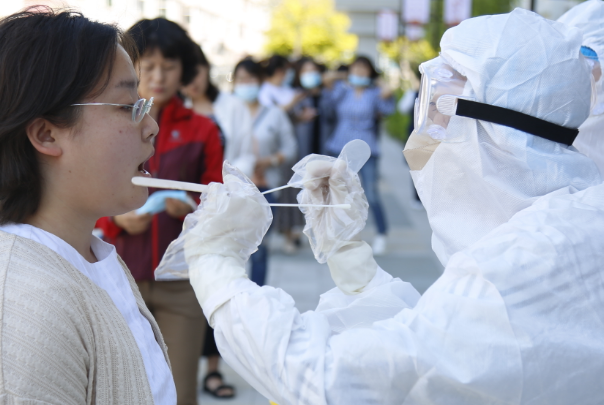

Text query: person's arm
(375, 80), (396, 115)
(208, 278), (423, 405)
(186, 163), (422, 404)
(280, 90), (307, 113)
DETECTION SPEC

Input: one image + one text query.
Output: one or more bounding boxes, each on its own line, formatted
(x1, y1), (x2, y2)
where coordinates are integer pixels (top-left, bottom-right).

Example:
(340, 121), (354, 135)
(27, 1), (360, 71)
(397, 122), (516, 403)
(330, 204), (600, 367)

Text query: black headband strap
(455, 99), (579, 146)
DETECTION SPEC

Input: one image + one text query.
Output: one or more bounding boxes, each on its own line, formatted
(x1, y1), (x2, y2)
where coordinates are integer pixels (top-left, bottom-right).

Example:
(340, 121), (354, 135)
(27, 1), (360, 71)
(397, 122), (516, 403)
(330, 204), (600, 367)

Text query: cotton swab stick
(261, 184), (293, 195)
(262, 139), (372, 195)
(270, 203), (351, 209)
(131, 177), (350, 209)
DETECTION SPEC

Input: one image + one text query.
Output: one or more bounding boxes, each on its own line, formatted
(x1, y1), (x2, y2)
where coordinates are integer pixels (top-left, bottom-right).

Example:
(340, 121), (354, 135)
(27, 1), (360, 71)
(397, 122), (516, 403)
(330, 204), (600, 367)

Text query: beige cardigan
(0, 230), (170, 404)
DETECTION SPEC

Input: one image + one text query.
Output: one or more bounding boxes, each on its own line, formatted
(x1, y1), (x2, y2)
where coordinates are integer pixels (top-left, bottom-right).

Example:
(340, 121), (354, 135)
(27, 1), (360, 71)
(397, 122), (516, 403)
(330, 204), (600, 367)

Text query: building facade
(0, 0), (273, 78)
(334, 0), (586, 66)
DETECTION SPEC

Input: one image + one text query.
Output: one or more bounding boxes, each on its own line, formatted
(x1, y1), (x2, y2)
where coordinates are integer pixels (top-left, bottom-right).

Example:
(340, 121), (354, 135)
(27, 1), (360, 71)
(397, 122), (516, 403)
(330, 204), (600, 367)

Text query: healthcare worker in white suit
(177, 9), (604, 405)
(558, 0), (604, 176)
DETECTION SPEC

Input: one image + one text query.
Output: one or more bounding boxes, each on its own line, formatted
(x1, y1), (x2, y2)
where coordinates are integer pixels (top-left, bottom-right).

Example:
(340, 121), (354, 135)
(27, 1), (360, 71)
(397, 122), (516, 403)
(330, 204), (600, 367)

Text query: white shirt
(0, 223), (176, 405)
(213, 92), (256, 177)
(252, 105), (297, 189)
(258, 82), (296, 108)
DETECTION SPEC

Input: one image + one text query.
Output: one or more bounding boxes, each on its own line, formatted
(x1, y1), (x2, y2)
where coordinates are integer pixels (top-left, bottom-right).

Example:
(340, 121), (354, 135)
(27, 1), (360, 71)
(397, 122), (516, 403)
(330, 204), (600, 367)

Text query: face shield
(414, 58), (471, 142)
(408, 57), (581, 165)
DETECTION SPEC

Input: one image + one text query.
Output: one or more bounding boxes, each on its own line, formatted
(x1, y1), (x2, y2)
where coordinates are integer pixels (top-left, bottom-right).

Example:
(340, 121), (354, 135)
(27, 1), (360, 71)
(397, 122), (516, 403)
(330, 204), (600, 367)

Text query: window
(159, 0), (167, 17)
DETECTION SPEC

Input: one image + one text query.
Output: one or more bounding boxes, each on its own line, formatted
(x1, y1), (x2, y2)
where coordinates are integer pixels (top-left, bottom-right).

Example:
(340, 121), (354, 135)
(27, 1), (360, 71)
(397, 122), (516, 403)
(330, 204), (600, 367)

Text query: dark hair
(351, 56), (379, 79)
(127, 18), (198, 86)
(193, 45), (220, 102)
(293, 57), (320, 88)
(0, 8), (135, 225)
(262, 54), (290, 78)
(233, 57), (264, 81)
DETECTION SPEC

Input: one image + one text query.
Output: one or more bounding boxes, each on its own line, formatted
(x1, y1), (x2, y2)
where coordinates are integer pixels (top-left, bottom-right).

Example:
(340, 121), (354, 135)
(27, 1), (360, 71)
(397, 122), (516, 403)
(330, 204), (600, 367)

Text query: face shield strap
(455, 99), (579, 146)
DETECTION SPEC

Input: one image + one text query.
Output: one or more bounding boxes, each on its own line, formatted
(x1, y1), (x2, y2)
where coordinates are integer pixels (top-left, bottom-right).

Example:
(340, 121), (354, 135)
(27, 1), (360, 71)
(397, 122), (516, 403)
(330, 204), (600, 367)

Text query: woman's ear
(26, 118), (63, 157)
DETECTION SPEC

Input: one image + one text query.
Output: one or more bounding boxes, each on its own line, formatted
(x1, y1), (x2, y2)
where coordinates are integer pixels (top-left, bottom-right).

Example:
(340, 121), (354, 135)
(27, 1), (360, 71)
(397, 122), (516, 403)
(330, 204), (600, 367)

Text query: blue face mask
(234, 83), (260, 102)
(349, 74), (372, 87)
(300, 71), (322, 89)
(283, 68), (295, 87)
(137, 190), (189, 215)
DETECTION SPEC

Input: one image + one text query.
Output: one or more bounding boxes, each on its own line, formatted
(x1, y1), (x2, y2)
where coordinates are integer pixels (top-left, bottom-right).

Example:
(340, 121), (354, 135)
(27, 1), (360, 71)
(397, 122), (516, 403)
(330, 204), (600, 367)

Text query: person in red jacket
(96, 18), (223, 405)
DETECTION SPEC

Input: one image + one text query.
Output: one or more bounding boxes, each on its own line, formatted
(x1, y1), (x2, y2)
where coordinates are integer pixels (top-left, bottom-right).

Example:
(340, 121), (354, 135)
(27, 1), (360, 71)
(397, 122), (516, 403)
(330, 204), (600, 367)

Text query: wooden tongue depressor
(131, 177), (350, 209)
(132, 177), (208, 193)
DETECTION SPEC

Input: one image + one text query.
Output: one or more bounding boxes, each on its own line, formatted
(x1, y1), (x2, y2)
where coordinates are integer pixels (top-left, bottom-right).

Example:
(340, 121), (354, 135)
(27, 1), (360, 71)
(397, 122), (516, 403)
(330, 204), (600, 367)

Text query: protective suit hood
(558, 0), (604, 175)
(410, 8), (602, 265)
(558, 0), (604, 58)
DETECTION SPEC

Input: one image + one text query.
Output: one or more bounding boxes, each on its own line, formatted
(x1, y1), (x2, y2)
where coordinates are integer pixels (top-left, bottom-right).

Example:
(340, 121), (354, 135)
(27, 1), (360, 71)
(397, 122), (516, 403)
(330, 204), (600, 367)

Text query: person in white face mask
(180, 9), (604, 405)
(558, 0), (604, 177)
(231, 57), (297, 287)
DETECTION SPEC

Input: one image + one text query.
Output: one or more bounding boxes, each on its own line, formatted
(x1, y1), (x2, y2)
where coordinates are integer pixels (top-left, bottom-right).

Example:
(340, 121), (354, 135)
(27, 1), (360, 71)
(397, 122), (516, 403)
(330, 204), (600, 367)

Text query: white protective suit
(184, 9), (604, 405)
(558, 0), (604, 176)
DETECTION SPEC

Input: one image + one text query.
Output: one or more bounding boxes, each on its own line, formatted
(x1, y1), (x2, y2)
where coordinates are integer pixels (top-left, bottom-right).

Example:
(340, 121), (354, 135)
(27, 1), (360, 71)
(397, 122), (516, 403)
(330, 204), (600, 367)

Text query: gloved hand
(296, 156), (378, 295)
(185, 162), (273, 310)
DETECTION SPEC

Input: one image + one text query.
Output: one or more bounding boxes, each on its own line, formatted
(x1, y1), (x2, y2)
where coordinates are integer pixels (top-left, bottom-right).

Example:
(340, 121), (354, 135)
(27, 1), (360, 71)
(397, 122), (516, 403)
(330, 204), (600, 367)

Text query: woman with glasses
(0, 9), (176, 404)
(96, 18), (224, 405)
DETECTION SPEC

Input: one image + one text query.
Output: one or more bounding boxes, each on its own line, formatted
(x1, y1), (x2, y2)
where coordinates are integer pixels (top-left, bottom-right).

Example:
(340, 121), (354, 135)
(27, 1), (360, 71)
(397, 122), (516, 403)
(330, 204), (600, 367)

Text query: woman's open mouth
(136, 151), (154, 177)
(137, 162), (150, 175)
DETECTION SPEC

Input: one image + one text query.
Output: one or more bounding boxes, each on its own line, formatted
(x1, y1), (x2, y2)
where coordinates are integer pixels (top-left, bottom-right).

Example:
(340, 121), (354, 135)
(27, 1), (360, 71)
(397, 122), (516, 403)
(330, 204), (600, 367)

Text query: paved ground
(197, 134), (443, 404)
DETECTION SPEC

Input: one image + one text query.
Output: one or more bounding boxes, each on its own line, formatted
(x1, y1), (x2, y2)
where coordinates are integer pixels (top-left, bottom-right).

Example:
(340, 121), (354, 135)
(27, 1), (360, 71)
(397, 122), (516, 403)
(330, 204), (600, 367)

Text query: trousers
(138, 280), (206, 405)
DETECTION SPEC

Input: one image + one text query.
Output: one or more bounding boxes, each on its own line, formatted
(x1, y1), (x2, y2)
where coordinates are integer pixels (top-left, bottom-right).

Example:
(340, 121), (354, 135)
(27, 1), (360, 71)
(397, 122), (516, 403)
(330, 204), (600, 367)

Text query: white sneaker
(372, 235), (387, 256)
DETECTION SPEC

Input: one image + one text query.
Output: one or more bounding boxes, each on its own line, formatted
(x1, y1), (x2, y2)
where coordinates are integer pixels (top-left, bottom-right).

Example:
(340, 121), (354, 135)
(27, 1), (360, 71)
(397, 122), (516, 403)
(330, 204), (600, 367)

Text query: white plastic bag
(155, 161), (272, 280)
(293, 140), (371, 263)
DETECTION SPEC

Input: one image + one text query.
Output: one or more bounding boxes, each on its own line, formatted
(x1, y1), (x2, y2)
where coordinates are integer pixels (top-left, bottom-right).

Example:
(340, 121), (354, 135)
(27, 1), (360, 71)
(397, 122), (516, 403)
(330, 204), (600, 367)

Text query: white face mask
(234, 83), (260, 102)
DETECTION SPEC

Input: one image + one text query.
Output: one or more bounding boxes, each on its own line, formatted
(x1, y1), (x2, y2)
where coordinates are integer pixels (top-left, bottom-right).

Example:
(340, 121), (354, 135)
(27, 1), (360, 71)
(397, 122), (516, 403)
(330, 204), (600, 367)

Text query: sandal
(203, 371), (236, 399)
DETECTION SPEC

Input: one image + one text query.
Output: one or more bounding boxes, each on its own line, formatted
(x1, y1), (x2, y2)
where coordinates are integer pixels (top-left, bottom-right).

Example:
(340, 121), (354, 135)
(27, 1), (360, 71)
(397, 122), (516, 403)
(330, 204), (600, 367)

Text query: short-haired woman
(96, 18), (224, 405)
(0, 9), (175, 404)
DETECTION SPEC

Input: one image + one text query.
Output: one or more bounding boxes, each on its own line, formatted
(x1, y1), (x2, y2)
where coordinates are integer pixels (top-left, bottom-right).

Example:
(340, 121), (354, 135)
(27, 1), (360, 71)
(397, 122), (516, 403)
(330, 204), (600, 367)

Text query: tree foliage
(379, 37), (438, 75)
(264, 0), (358, 65)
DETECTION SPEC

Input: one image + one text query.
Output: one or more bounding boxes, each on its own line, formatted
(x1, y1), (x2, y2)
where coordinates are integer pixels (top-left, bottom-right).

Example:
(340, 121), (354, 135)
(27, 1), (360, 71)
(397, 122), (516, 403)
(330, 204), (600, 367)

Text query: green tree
(264, 0), (358, 65)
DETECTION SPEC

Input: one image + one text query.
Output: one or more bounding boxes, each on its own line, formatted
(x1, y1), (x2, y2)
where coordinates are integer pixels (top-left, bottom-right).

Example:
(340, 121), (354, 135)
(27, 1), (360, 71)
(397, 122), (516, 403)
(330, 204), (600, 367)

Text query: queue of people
(1, 3), (603, 405)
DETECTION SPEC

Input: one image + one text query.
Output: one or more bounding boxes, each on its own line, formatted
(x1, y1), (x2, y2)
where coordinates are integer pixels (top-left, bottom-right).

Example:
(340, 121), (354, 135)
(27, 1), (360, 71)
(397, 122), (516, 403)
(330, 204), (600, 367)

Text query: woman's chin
(121, 188), (149, 214)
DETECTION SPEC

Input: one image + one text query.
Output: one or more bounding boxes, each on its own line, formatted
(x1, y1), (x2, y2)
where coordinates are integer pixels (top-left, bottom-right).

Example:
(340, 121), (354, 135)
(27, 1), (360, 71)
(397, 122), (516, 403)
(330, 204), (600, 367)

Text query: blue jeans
(359, 156), (388, 235)
(250, 189), (276, 286)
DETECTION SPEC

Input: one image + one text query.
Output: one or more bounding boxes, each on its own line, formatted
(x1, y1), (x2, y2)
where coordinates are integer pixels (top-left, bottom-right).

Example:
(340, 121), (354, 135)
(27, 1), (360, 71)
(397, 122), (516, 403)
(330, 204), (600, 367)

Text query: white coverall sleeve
(203, 272), (421, 405)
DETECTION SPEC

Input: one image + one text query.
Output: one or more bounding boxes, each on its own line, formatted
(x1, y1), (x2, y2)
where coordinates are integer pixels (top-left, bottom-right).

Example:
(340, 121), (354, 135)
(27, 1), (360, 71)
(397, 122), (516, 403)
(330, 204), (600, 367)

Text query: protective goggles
(414, 58), (579, 146)
(581, 46), (604, 116)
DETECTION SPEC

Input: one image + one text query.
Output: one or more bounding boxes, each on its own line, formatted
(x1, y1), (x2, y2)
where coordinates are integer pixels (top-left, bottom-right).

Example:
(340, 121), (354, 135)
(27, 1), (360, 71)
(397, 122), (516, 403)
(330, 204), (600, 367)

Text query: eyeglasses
(71, 97), (154, 123)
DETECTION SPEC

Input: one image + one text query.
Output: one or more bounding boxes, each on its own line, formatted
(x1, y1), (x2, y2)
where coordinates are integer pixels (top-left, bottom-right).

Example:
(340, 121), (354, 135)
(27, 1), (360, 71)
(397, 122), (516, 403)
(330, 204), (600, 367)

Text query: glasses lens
(132, 99), (144, 123)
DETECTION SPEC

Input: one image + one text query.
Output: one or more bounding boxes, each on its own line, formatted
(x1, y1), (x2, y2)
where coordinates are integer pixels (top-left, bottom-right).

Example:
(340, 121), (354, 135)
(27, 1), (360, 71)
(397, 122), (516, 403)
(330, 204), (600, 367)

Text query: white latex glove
(185, 162), (273, 314)
(298, 158), (378, 295)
